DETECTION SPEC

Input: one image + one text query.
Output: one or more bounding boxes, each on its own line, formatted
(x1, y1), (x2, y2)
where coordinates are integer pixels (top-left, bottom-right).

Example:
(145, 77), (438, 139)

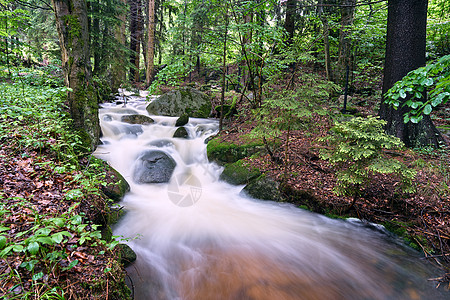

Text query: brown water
(95, 99), (447, 300)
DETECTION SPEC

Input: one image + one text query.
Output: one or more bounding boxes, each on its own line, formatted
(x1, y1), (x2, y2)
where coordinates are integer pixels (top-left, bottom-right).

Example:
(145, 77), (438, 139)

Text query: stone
(241, 176), (283, 202)
(117, 244), (137, 267)
(101, 165), (130, 202)
(121, 114), (154, 125)
(175, 114), (189, 127)
(220, 160), (261, 185)
(147, 139), (174, 148)
(146, 87), (211, 118)
(133, 150), (177, 184)
(173, 127), (189, 139)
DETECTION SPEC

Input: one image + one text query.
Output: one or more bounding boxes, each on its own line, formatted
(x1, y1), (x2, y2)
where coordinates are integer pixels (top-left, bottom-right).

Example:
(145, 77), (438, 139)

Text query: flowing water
(95, 98), (446, 300)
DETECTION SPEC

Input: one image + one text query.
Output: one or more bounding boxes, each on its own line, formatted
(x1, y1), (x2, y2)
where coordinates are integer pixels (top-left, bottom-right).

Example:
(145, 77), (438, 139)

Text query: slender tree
(146, 0), (155, 86)
(380, 0), (441, 147)
(51, 0), (100, 151)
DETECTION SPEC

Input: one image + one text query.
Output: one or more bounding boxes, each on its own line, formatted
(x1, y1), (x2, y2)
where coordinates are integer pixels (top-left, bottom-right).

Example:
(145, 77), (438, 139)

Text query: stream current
(94, 97), (446, 300)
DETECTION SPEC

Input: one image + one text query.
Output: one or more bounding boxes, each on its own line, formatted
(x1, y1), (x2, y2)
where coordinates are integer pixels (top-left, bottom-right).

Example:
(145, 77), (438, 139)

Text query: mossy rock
(117, 244), (137, 267)
(220, 160), (261, 185)
(146, 87), (211, 118)
(107, 205), (127, 226)
(101, 165), (130, 202)
(173, 126), (189, 139)
(241, 175), (283, 201)
(175, 114), (189, 127)
(121, 114), (155, 125)
(206, 138), (264, 165)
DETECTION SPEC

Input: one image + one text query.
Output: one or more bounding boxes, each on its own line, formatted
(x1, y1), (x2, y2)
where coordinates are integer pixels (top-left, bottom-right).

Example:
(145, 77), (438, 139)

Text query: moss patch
(207, 138), (264, 165)
(220, 160), (261, 185)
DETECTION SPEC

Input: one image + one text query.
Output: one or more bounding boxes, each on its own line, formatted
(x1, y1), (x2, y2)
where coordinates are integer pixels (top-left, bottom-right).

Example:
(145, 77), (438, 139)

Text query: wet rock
(241, 175), (283, 201)
(173, 127), (189, 139)
(121, 114), (155, 125)
(122, 124), (143, 136)
(146, 87), (211, 118)
(175, 114), (189, 127)
(147, 139), (174, 148)
(101, 166), (130, 202)
(133, 150), (177, 184)
(102, 114), (113, 121)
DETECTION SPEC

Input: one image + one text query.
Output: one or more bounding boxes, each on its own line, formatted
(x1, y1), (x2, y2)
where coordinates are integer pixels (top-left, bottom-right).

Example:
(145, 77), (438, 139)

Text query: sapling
(320, 116), (416, 211)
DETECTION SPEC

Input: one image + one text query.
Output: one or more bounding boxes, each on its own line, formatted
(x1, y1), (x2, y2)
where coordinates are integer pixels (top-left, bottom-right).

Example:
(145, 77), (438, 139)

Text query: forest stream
(94, 96), (447, 300)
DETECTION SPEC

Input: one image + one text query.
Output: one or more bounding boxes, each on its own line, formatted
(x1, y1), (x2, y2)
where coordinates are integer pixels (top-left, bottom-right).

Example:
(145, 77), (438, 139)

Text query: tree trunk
(336, 0), (356, 85)
(318, 0), (333, 82)
(112, 0), (127, 90)
(284, 0), (296, 45)
(146, 0), (155, 87)
(51, 0), (100, 151)
(380, 0), (441, 148)
(129, 0), (142, 83)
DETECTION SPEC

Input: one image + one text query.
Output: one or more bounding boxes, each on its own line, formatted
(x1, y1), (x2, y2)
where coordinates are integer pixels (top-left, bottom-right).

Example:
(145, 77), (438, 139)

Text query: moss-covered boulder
(101, 165), (130, 203)
(241, 175), (283, 202)
(121, 114), (154, 125)
(220, 160), (261, 185)
(146, 87), (211, 118)
(206, 138), (264, 165)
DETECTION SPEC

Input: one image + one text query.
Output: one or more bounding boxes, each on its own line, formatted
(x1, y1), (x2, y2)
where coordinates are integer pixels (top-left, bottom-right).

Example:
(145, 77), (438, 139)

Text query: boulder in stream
(121, 114), (155, 125)
(173, 127), (189, 139)
(133, 150), (177, 184)
(241, 175), (283, 202)
(146, 87), (211, 118)
(175, 113), (189, 127)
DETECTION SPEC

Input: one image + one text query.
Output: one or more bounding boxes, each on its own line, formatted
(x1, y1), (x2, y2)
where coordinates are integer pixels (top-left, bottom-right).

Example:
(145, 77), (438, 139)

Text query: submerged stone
(121, 114), (155, 125)
(173, 127), (189, 139)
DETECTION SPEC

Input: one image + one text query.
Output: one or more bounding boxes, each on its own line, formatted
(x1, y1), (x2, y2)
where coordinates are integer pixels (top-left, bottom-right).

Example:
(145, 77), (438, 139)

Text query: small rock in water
(147, 139), (174, 148)
(121, 114), (155, 125)
(133, 150), (177, 183)
(173, 127), (189, 139)
(175, 114), (189, 127)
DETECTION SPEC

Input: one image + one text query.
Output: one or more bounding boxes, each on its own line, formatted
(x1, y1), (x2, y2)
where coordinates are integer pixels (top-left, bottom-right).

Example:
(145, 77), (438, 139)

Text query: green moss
(206, 138), (264, 165)
(220, 160), (261, 185)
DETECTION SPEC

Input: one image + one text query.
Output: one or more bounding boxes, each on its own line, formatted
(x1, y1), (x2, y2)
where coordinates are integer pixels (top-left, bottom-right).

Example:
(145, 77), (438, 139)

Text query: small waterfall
(95, 99), (446, 300)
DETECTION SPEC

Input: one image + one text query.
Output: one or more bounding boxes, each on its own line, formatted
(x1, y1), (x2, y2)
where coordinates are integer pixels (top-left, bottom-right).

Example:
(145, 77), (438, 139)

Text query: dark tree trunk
(51, 0), (100, 151)
(111, 0), (127, 90)
(336, 0), (356, 85)
(129, 0), (143, 82)
(284, 0), (296, 45)
(380, 0), (441, 148)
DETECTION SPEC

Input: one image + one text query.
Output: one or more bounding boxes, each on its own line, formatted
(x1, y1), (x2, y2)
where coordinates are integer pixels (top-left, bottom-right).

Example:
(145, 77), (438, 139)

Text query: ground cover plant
(0, 67), (129, 299)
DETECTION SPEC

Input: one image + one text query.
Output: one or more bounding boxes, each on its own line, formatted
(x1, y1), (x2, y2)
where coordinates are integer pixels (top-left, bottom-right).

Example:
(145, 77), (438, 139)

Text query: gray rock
(122, 124), (143, 136)
(147, 139), (174, 148)
(133, 150), (177, 184)
(121, 114), (155, 125)
(173, 127), (189, 139)
(146, 87), (211, 118)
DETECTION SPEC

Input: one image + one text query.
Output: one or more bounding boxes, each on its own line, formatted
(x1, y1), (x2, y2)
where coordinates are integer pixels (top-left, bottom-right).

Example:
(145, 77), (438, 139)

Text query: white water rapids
(94, 98), (446, 300)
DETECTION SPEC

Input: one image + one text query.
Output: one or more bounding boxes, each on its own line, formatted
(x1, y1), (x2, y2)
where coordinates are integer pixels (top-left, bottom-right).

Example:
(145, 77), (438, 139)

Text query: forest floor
(181, 64), (450, 287)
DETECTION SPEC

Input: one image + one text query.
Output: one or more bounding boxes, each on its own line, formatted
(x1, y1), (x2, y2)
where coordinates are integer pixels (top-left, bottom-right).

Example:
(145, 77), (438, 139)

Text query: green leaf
(403, 114), (410, 123)
(424, 78), (434, 86)
(13, 244), (24, 252)
(399, 89), (407, 98)
(62, 259), (78, 271)
(423, 104), (432, 115)
(32, 272), (44, 281)
(0, 236), (6, 249)
(27, 242), (40, 255)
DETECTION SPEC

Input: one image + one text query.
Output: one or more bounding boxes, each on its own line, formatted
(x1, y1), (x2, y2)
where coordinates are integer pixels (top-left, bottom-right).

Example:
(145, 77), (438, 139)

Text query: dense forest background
(1, 0), (450, 298)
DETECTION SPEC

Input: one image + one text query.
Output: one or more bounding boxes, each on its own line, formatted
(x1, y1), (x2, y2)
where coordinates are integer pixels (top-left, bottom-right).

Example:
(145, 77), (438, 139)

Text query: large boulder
(146, 87), (211, 118)
(133, 150), (177, 184)
(220, 160), (261, 185)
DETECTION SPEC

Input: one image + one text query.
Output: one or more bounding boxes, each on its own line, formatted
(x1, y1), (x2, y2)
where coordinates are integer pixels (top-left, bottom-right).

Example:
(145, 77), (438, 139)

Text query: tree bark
(112, 0), (127, 90)
(51, 0), (100, 151)
(318, 0), (333, 82)
(380, 0), (441, 148)
(284, 0), (296, 45)
(146, 0), (155, 87)
(129, 0), (143, 83)
(337, 0), (356, 85)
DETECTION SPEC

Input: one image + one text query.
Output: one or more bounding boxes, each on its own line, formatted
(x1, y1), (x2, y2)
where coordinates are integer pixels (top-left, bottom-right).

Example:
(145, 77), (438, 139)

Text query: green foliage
(384, 55), (450, 123)
(250, 73), (338, 140)
(319, 116), (416, 198)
